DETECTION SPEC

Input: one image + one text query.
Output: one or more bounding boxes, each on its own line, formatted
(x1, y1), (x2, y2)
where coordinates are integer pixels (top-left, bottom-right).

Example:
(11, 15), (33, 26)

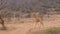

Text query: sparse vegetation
(0, 0), (60, 18)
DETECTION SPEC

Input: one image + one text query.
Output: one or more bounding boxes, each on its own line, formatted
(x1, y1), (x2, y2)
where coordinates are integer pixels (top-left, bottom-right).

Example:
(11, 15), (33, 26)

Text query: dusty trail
(0, 21), (60, 34)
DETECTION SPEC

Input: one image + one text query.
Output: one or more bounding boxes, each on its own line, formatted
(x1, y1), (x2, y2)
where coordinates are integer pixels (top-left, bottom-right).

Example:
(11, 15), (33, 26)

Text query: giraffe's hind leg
(33, 21), (39, 29)
(34, 20), (43, 29)
(28, 22), (39, 32)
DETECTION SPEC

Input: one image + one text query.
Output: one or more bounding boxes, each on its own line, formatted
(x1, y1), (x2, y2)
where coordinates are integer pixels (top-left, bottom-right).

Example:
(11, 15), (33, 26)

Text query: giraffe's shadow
(0, 27), (7, 30)
(0, 26), (18, 31)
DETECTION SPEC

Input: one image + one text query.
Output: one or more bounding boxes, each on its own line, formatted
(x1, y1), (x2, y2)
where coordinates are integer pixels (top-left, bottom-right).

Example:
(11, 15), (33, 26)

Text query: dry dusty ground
(0, 14), (60, 34)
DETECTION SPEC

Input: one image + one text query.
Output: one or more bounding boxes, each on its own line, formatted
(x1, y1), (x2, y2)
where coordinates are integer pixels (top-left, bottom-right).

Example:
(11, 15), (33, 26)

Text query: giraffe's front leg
(34, 21), (39, 29)
(1, 22), (6, 30)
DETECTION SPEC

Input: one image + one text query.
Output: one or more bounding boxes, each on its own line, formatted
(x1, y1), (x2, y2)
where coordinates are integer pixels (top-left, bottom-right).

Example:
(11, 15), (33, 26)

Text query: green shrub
(55, 7), (60, 11)
(41, 27), (60, 34)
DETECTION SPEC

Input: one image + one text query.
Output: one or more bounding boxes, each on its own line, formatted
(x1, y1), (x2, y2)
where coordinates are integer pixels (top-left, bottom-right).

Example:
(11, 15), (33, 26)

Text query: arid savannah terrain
(0, 14), (60, 34)
(0, 0), (60, 34)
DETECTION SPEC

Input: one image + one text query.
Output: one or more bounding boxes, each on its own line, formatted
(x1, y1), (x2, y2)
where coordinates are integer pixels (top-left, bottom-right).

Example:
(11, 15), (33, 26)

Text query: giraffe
(32, 13), (44, 28)
(28, 13), (44, 32)
(0, 15), (6, 29)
